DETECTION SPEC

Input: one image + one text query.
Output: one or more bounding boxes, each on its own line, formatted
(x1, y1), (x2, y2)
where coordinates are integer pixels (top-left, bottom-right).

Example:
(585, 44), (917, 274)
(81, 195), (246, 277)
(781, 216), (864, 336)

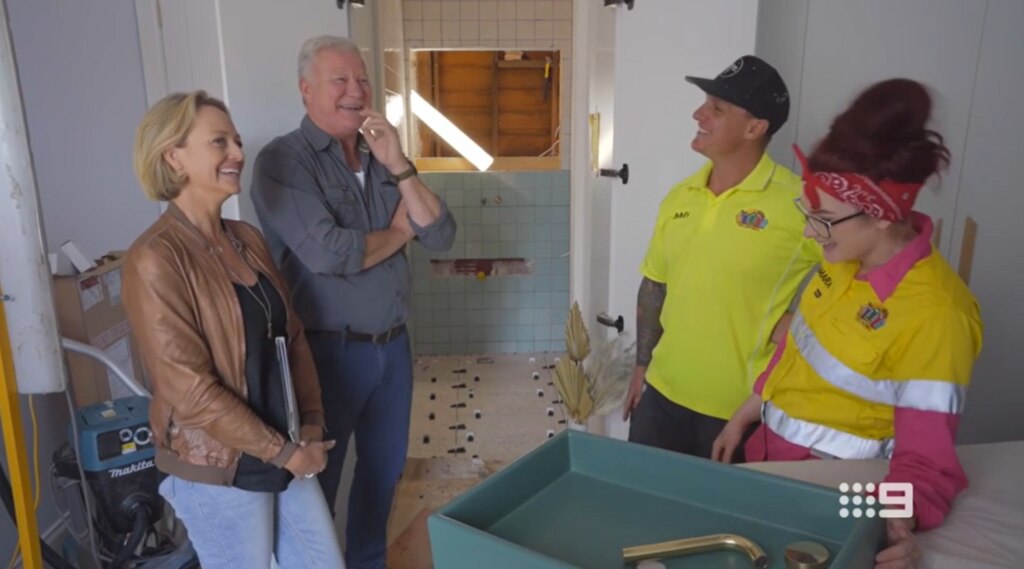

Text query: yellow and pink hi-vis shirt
(748, 212), (983, 530)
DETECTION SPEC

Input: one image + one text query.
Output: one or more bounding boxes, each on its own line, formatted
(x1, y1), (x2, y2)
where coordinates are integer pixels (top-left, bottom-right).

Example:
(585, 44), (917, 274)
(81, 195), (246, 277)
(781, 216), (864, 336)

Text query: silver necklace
(220, 228), (275, 339)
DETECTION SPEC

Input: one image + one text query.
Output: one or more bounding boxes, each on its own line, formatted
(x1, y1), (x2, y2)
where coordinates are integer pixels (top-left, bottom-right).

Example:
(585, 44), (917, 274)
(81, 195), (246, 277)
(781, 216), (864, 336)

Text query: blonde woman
(123, 91), (344, 568)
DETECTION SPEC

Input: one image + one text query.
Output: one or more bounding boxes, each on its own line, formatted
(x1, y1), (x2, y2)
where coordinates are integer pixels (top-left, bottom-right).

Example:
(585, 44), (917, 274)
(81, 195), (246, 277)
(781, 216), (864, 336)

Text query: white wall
(570, 0), (614, 337)
(217, 0), (349, 225)
(607, 0), (759, 338)
(9, 0), (159, 257)
(949, 0), (1024, 444)
(794, 0), (986, 256)
(3, 0), (155, 562)
(137, 0), (349, 226)
(755, 0), (808, 172)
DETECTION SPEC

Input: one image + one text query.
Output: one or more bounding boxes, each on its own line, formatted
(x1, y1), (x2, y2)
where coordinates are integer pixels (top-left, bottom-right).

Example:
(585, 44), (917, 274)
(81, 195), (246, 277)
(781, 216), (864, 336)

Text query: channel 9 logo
(838, 482), (913, 519)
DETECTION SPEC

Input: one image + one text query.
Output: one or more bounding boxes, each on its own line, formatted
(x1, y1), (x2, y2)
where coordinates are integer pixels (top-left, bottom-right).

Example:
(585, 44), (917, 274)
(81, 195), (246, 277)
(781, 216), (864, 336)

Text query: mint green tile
(434, 312), (452, 327)
(553, 206), (570, 223)
(516, 207), (534, 223)
(481, 342), (500, 354)
(516, 188), (534, 206)
(450, 311), (467, 327)
(482, 225), (501, 242)
(553, 256), (570, 275)
(552, 186), (570, 206)
(515, 243), (533, 257)
(534, 241), (552, 258)
(500, 293), (517, 309)
(532, 224), (552, 242)
(552, 223), (570, 241)
(500, 327), (517, 343)
(444, 174), (465, 189)
(466, 310), (484, 326)
(485, 309), (503, 326)
(482, 277), (501, 293)
(535, 189), (553, 206)
(448, 293), (467, 310)
(447, 189), (465, 207)
(538, 292), (555, 307)
(500, 225), (517, 241)
(530, 308), (548, 325)
(501, 243), (518, 257)
(499, 207), (517, 224)
(463, 224), (482, 242)
(465, 243), (483, 257)
(481, 207), (500, 225)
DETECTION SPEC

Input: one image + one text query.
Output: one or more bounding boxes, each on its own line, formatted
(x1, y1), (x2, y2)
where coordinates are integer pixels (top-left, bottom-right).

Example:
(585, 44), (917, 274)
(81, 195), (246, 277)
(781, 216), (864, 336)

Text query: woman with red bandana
(712, 79), (983, 569)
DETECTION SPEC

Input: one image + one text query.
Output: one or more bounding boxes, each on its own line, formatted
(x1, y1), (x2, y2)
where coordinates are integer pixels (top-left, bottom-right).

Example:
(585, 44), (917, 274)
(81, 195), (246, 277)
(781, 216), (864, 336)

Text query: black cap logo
(719, 59), (743, 79)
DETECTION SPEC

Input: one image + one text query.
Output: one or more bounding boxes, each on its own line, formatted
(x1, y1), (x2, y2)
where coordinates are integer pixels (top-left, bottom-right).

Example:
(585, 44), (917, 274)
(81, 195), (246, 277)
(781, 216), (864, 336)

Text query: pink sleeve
(884, 407), (968, 531)
(754, 334), (788, 396)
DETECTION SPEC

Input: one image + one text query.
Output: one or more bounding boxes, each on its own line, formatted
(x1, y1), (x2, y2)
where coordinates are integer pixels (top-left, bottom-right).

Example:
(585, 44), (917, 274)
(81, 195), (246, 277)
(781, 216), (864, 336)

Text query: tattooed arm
(636, 277), (667, 366)
(623, 277), (668, 420)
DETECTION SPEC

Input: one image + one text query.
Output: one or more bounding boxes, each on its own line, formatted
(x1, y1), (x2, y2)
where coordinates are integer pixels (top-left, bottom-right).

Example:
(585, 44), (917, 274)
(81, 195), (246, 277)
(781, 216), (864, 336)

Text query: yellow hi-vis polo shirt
(641, 152), (820, 420)
(762, 245), (983, 450)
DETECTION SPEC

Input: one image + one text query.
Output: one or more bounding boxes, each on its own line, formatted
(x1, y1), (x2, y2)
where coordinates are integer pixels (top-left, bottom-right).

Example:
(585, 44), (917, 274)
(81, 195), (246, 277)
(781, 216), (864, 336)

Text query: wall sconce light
(336, 0), (366, 8)
(604, 0), (635, 9)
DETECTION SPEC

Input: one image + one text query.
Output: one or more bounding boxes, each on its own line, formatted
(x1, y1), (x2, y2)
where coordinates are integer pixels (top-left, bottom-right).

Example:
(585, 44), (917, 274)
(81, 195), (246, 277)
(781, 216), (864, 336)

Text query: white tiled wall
(403, 0), (573, 165)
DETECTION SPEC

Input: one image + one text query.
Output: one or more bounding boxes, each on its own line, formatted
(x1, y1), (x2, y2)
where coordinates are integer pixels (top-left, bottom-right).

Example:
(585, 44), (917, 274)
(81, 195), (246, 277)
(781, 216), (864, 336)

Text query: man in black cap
(622, 55), (820, 461)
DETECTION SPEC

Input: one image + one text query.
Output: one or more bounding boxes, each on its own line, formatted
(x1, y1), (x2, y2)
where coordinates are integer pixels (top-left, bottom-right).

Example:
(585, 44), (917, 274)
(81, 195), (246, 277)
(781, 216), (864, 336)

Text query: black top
(231, 272), (292, 492)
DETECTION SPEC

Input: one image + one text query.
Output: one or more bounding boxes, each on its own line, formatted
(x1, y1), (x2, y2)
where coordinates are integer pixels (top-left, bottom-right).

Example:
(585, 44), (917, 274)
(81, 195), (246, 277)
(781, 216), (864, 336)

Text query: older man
(251, 36), (456, 568)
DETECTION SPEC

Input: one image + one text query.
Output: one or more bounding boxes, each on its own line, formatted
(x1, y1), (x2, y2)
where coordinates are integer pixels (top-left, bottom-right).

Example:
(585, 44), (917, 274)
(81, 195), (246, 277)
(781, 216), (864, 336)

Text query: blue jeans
(306, 330), (413, 569)
(158, 475), (344, 568)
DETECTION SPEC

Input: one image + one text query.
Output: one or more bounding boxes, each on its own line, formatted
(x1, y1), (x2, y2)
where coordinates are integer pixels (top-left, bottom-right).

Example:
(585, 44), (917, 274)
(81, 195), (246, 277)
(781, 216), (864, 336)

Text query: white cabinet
(947, 0), (1024, 443)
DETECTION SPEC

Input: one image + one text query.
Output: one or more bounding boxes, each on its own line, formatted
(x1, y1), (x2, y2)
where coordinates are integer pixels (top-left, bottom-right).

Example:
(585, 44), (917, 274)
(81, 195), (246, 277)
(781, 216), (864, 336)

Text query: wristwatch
(393, 160), (418, 182)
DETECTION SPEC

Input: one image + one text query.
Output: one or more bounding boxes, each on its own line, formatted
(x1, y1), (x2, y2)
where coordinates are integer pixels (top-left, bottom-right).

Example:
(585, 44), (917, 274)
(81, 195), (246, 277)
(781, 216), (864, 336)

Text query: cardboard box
(53, 251), (147, 406)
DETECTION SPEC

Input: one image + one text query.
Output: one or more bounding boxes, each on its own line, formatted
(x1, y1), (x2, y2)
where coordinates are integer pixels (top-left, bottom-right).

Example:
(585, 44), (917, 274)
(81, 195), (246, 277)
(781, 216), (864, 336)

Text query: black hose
(0, 464), (77, 569)
(109, 505), (149, 569)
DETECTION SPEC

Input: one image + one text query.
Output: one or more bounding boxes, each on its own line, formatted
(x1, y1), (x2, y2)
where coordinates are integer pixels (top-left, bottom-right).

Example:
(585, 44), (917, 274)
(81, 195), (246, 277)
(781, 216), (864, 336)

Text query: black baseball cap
(685, 55), (790, 136)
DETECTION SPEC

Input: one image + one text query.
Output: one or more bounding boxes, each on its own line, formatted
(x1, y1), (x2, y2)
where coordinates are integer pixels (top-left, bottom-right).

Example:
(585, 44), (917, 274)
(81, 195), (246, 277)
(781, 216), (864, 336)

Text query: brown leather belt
(347, 324), (406, 345)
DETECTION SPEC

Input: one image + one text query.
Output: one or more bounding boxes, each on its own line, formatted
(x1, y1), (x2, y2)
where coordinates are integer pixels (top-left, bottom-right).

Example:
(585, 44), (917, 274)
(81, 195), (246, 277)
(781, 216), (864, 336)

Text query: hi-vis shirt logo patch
(736, 210), (769, 231)
(673, 211), (691, 220)
(858, 303), (889, 330)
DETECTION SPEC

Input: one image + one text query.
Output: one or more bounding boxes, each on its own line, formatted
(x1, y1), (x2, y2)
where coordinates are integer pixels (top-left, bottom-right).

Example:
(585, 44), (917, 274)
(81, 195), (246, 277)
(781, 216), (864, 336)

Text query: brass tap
(623, 533), (769, 568)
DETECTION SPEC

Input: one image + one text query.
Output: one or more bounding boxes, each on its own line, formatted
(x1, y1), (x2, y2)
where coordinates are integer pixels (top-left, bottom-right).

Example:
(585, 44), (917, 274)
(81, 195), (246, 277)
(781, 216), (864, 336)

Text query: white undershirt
(354, 170), (365, 188)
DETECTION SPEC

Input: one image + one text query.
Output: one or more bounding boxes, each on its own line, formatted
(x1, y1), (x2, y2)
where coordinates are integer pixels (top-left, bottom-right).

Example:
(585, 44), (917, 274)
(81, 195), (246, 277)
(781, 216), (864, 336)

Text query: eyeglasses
(793, 198), (864, 239)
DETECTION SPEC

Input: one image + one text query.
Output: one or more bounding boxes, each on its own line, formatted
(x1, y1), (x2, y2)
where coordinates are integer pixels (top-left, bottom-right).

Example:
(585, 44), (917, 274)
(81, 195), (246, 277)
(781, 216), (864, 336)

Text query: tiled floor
(386, 352), (569, 568)
(407, 353), (570, 462)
